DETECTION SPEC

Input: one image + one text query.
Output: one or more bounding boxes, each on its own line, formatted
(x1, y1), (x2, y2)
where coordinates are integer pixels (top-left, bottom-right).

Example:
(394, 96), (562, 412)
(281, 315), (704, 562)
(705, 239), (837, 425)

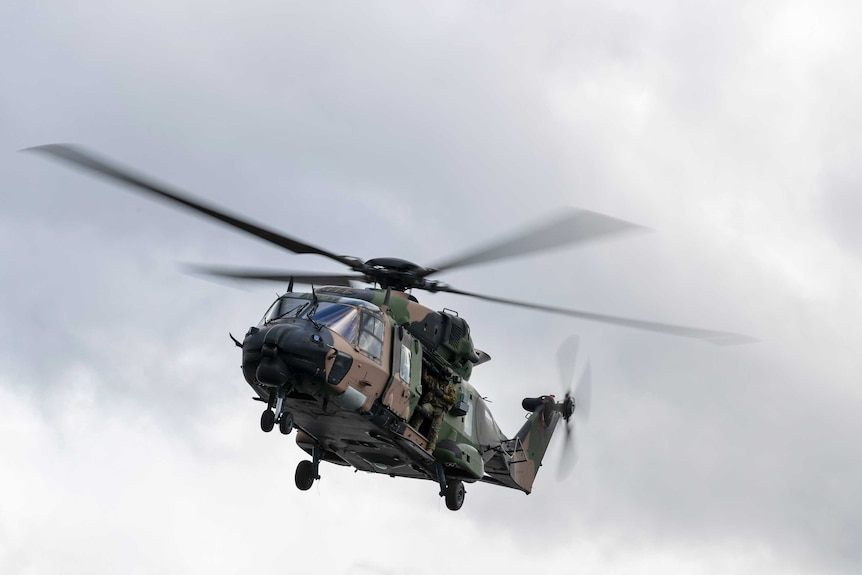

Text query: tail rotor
(556, 335), (592, 479)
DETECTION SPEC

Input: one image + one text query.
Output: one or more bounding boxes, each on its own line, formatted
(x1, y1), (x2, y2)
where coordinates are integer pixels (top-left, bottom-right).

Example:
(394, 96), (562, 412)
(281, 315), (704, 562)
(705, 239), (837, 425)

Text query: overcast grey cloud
(2, 1), (861, 574)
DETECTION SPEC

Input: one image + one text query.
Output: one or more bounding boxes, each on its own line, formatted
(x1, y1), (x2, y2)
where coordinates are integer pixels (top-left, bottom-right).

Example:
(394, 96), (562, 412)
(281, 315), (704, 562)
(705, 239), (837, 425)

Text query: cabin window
(399, 344), (411, 382)
(358, 312), (384, 361)
(462, 394), (474, 438)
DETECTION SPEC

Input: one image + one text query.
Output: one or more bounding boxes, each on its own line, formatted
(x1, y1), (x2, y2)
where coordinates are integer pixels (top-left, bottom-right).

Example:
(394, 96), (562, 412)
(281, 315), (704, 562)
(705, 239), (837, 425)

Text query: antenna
(308, 284), (322, 329)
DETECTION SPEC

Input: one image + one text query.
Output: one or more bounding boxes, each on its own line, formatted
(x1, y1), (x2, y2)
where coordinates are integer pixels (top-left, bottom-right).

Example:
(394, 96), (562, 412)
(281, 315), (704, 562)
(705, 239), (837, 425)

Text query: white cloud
(2, 1), (861, 573)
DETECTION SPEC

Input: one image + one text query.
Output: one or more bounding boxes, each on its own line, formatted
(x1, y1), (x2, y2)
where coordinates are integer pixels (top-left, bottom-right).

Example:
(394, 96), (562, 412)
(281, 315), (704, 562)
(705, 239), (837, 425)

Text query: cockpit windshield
(257, 295), (385, 360)
(307, 302), (359, 343)
(258, 295), (309, 326)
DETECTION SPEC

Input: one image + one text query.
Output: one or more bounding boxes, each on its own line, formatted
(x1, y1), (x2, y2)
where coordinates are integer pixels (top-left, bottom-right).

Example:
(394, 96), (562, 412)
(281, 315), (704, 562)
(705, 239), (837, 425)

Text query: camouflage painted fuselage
(241, 286), (561, 493)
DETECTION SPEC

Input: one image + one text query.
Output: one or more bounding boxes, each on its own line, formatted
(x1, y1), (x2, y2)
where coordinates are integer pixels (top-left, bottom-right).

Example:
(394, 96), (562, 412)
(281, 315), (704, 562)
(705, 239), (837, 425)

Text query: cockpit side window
(358, 312), (385, 362)
(474, 396), (504, 445)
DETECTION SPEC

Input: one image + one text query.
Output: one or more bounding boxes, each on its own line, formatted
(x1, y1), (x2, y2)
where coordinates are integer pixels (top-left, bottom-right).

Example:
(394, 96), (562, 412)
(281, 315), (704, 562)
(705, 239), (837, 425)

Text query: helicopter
(26, 144), (753, 511)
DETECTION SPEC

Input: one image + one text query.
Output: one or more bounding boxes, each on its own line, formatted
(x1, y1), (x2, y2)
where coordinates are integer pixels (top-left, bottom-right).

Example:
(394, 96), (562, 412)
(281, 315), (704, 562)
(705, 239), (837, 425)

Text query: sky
(2, 1), (861, 573)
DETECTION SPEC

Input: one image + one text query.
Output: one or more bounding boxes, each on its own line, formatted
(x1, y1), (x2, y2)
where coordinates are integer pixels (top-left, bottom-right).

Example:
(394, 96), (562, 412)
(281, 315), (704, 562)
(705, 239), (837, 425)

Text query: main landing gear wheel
(295, 460), (317, 491)
(260, 409), (275, 433)
(279, 412), (294, 435)
(445, 479), (465, 511)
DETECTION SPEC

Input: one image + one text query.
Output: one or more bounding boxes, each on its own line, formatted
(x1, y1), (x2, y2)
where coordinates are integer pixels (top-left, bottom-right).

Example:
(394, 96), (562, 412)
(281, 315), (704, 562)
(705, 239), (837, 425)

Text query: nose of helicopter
(241, 320), (332, 387)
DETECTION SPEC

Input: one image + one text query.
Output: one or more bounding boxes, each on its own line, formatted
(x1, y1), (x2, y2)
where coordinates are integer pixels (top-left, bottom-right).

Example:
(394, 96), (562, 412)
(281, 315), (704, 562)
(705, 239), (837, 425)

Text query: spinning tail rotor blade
(556, 335), (579, 392)
(555, 335), (582, 480)
(575, 362), (592, 422)
(557, 418), (578, 481)
(554, 335), (595, 479)
(24, 144), (361, 270)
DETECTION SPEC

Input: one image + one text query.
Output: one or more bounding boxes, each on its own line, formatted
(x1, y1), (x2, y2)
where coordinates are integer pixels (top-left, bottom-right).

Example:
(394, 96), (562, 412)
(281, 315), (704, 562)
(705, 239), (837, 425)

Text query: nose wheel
(260, 387), (294, 434)
(260, 408), (294, 434)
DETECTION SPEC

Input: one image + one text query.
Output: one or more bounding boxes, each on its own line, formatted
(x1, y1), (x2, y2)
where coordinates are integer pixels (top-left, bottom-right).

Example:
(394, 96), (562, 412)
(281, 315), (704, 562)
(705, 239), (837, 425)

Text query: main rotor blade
(25, 144), (360, 270)
(183, 264), (365, 287)
(437, 286), (757, 345)
(425, 209), (647, 276)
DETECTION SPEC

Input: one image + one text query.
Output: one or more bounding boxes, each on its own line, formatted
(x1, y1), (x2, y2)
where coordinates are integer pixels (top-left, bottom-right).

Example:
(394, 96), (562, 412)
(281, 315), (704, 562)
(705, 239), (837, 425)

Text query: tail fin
(481, 396), (563, 493)
(510, 396), (563, 492)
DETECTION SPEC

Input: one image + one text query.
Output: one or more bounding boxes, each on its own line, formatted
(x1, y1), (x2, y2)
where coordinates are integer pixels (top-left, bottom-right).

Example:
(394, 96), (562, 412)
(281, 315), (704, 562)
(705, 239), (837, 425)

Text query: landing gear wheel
(260, 409), (275, 433)
(445, 479), (465, 511)
(295, 460), (316, 491)
(279, 412), (294, 435)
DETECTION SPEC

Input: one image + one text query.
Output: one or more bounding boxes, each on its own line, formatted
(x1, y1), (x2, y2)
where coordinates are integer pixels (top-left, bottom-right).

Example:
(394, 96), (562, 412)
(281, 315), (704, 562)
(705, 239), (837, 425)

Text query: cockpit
(259, 294), (386, 361)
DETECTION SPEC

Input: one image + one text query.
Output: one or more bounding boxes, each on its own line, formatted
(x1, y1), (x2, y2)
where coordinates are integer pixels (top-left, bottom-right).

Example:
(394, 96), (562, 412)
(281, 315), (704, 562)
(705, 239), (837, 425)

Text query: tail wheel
(445, 479), (465, 511)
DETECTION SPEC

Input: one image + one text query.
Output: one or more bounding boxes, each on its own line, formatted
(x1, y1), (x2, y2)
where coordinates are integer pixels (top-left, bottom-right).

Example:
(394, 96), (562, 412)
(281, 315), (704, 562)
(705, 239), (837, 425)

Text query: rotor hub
(562, 394), (575, 421)
(363, 257), (433, 291)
